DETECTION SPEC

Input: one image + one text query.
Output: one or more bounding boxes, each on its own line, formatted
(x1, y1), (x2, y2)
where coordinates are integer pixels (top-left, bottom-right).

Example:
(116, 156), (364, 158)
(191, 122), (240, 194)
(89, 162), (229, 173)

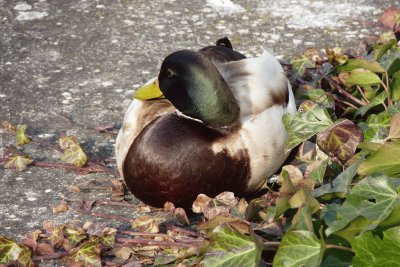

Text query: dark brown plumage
(123, 113), (250, 208)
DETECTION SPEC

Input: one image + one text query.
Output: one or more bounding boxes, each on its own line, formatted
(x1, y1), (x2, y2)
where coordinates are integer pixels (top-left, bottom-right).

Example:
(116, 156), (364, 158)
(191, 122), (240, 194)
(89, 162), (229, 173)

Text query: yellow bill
(134, 79), (165, 100)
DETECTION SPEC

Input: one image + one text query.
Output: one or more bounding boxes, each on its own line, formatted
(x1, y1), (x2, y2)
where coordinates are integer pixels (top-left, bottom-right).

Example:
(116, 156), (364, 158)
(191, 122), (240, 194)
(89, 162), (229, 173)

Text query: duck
(115, 38), (297, 208)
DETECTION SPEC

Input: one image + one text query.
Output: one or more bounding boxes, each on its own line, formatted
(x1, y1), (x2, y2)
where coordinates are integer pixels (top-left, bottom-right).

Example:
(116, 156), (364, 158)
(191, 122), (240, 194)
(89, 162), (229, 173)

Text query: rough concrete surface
(0, 0), (397, 247)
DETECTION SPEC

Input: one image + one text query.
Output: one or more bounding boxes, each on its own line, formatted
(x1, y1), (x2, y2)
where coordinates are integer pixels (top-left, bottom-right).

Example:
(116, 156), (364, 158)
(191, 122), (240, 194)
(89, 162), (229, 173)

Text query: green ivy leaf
(351, 226), (400, 267)
(59, 135), (88, 167)
(71, 241), (101, 267)
(335, 59), (385, 73)
(290, 55), (315, 77)
(326, 175), (400, 235)
(373, 39), (397, 60)
(355, 91), (387, 117)
(358, 141), (400, 176)
(379, 46), (400, 76)
(345, 68), (382, 86)
(302, 89), (335, 109)
(359, 112), (391, 142)
(391, 70), (400, 102)
(4, 155), (33, 171)
(313, 160), (362, 198)
(201, 224), (261, 267)
(283, 107), (333, 152)
(307, 160), (328, 185)
(16, 125), (30, 146)
(316, 119), (363, 161)
(273, 230), (323, 267)
(320, 249), (353, 267)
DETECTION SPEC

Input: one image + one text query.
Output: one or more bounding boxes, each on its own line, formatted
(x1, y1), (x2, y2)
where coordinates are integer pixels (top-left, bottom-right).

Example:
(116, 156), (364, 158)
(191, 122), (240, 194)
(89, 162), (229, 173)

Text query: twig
(325, 244), (353, 253)
(263, 241), (281, 246)
(318, 70), (366, 106)
(115, 238), (196, 248)
(88, 211), (132, 222)
(118, 230), (170, 238)
(356, 85), (370, 104)
(382, 73), (393, 107)
(32, 161), (114, 175)
(32, 251), (69, 261)
(163, 224), (202, 238)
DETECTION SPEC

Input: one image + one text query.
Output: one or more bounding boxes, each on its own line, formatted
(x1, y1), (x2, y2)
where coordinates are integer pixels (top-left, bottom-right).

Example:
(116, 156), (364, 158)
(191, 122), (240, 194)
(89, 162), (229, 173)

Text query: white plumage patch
(212, 50), (297, 191)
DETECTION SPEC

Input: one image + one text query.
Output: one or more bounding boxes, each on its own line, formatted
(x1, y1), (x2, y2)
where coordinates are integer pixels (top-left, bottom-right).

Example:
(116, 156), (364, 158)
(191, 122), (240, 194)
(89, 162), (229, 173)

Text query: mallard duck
(115, 38), (296, 208)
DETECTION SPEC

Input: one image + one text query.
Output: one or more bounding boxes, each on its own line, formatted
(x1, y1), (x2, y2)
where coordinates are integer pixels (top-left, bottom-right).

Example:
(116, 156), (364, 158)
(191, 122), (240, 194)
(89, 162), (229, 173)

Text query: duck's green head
(135, 50), (240, 129)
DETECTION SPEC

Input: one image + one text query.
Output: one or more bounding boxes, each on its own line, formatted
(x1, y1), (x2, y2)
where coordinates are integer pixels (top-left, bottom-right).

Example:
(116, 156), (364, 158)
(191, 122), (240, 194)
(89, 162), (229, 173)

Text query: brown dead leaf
(95, 123), (115, 132)
(68, 185), (81, 193)
(21, 230), (42, 249)
(164, 201), (176, 212)
(111, 247), (135, 261)
(77, 200), (96, 213)
(278, 165), (303, 185)
(173, 208), (190, 226)
(52, 200), (69, 214)
(111, 179), (125, 197)
(35, 242), (55, 256)
(1, 121), (16, 132)
(131, 215), (160, 233)
(378, 7), (400, 29)
(192, 194), (212, 213)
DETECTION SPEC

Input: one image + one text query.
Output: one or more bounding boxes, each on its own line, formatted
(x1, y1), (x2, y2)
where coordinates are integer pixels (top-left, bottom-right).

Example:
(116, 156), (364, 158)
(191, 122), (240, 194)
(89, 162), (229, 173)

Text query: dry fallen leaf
(52, 200), (69, 214)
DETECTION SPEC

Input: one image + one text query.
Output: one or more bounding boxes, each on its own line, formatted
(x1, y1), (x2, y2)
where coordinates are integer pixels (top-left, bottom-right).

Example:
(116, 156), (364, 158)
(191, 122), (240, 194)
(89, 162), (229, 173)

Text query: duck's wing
(115, 97), (174, 178)
(199, 37), (246, 64)
(215, 50), (296, 119)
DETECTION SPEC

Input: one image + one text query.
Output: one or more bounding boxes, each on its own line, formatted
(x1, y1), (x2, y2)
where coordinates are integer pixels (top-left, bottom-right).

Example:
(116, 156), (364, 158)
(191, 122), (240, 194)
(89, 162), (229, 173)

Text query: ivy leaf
(71, 241), (101, 267)
(387, 112), (400, 140)
(358, 141), (400, 176)
(373, 39), (397, 60)
(283, 107), (333, 152)
(359, 112), (391, 142)
(0, 236), (33, 266)
(275, 169), (296, 219)
(16, 125), (31, 146)
(320, 249), (353, 267)
(273, 230), (323, 267)
(65, 226), (86, 247)
(355, 92), (387, 117)
(379, 46), (400, 76)
(306, 160), (327, 185)
(351, 226), (400, 267)
(345, 68), (382, 86)
(290, 54), (315, 77)
(201, 224), (261, 267)
(351, 231), (382, 267)
(0, 236), (23, 264)
(326, 47), (348, 65)
(391, 70), (400, 101)
(59, 135), (88, 167)
(317, 119), (363, 162)
(335, 59), (385, 73)
(4, 155), (33, 171)
(302, 89), (335, 109)
(313, 160), (362, 198)
(326, 175), (400, 235)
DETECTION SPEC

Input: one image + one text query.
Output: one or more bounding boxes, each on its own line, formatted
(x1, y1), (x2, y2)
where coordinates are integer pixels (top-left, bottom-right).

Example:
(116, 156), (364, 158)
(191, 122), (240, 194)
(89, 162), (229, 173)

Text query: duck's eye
(166, 68), (177, 78)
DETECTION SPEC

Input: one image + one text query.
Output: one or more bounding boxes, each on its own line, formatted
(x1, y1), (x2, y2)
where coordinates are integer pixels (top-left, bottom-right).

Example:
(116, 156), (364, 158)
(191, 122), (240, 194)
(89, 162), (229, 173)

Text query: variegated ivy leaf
(59, 135), (88, 167)
(71, 241), (101, 267)
(4, 155), (33, 171)
(317, 119), (363, 162)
